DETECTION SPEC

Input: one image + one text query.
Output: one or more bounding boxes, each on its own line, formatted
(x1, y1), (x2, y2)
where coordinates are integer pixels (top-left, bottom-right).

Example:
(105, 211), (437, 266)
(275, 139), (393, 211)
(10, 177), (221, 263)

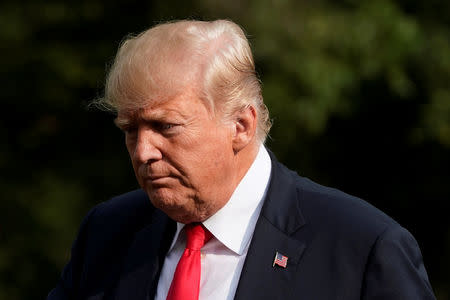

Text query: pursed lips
(138, 166), (178, 185)
(143, 175), (176, 185)
(144, 174), (170, 179)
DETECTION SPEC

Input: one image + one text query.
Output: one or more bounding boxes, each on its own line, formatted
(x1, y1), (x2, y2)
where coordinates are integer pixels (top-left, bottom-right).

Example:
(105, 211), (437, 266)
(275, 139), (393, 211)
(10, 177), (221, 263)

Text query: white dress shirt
(155, 145), (272, 300)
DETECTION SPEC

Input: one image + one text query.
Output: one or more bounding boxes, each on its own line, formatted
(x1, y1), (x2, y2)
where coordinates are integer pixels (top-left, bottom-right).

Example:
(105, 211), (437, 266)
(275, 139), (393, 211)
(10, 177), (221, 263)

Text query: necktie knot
(185, 223), (212, 250)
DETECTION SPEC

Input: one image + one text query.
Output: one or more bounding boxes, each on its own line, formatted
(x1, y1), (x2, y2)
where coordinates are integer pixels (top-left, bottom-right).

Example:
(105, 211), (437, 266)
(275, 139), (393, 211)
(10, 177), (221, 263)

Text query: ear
(232, 105), (257, 153)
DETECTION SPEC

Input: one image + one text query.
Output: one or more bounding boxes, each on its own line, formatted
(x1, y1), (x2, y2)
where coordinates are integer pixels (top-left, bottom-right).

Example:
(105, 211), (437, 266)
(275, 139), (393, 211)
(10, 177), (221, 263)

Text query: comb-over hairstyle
(98, 19), (271, 143)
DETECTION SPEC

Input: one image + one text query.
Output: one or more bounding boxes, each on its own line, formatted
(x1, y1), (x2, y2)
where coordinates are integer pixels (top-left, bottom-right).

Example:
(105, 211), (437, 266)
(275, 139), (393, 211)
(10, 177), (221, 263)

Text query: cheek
(197, 131), (233, 174)
(166, 123), (233, 183)
(192, 130), (229, 161)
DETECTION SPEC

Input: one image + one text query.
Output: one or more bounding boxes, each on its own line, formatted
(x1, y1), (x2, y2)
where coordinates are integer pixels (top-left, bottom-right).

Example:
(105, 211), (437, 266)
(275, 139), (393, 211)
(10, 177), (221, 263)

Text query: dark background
(1, 1), (449, 299)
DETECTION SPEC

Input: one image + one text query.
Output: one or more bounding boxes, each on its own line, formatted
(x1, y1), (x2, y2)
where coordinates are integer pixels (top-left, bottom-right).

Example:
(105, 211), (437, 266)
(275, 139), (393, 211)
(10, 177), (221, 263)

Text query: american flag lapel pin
(273, 251), (288, 268)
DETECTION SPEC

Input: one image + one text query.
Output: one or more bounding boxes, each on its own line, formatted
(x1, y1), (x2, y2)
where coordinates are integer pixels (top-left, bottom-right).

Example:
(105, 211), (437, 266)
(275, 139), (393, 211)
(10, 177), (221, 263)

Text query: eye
(160, 123), (175, 130)
(152, 121), (179, 133)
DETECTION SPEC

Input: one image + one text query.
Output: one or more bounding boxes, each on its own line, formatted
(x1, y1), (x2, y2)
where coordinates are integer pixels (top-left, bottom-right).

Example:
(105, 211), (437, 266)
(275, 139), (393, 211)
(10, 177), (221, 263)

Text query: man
(48, 20), (435, 299)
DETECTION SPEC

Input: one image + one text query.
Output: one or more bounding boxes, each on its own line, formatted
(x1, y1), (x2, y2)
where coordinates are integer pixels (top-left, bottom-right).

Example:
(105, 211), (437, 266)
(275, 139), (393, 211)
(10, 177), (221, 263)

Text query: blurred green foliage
(1, 0), (449, 299)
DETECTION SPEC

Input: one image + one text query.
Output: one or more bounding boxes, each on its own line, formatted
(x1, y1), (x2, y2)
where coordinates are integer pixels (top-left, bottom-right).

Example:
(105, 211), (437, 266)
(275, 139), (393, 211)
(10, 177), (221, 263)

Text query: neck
(233, 142), (260, 185)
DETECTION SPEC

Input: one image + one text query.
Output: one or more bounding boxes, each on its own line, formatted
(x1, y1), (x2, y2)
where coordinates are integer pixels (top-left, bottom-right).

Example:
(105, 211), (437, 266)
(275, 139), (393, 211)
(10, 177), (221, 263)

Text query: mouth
(148, 175), (168, 180)
(143, 175), (176, 185)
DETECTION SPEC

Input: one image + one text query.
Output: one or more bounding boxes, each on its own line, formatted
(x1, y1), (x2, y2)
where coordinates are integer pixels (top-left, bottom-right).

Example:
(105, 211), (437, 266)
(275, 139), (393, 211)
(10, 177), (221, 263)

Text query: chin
(147, 188), (187, 212)
(148, 196), (208, 224)
(166, 210), (208, 224)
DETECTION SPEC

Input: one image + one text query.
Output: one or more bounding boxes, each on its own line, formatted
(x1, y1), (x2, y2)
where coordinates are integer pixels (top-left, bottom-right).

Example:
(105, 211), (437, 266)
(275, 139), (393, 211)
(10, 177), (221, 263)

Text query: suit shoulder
(93, 189), (152, 219)
(270, 159), (399, 237)
(296, 174), (399, 237)
(58, 190), (163, 297)
(81, 189), (155, 243)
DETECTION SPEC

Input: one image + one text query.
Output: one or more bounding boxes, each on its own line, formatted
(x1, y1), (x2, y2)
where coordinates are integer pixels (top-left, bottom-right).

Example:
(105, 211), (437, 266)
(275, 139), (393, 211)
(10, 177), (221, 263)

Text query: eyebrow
(114, 108), (190, 129)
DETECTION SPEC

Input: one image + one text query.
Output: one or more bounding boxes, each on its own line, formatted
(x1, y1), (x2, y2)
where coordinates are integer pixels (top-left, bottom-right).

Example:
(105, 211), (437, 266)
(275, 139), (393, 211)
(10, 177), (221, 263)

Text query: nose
(130, 126), (163, 163)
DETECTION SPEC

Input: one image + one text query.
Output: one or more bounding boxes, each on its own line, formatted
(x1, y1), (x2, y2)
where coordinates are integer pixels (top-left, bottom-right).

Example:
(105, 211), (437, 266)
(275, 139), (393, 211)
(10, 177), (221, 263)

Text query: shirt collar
(168, 145), (272, 255)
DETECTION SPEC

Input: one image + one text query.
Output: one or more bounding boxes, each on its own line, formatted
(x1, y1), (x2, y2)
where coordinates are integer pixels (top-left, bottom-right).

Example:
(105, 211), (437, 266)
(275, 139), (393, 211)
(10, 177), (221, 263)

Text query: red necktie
(166, 223), (212, 300)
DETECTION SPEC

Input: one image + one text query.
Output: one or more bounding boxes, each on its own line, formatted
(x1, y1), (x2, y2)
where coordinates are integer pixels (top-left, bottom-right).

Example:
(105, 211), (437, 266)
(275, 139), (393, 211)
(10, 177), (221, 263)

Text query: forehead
(116, 88), (210, 123)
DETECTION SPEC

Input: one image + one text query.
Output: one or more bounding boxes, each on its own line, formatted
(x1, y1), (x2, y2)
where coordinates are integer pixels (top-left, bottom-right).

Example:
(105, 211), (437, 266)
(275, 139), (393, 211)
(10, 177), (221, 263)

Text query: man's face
(116, 89), (239, 223)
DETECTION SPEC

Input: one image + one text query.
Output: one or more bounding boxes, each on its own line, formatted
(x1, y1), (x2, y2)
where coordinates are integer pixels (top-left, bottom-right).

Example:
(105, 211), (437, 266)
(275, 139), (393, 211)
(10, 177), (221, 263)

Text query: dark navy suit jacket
(48, 155), (436, 299)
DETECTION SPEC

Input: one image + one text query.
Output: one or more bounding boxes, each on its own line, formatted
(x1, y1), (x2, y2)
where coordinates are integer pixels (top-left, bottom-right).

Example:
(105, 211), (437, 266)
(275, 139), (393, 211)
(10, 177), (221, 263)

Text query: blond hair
(97, 19), (271, 143)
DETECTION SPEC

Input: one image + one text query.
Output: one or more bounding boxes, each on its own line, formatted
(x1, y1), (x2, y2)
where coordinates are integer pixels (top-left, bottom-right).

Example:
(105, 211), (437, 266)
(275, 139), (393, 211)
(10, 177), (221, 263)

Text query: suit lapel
(234, 153), (309, 300)
(111, 210), (176, 300)
(234, 217), (306, 300)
